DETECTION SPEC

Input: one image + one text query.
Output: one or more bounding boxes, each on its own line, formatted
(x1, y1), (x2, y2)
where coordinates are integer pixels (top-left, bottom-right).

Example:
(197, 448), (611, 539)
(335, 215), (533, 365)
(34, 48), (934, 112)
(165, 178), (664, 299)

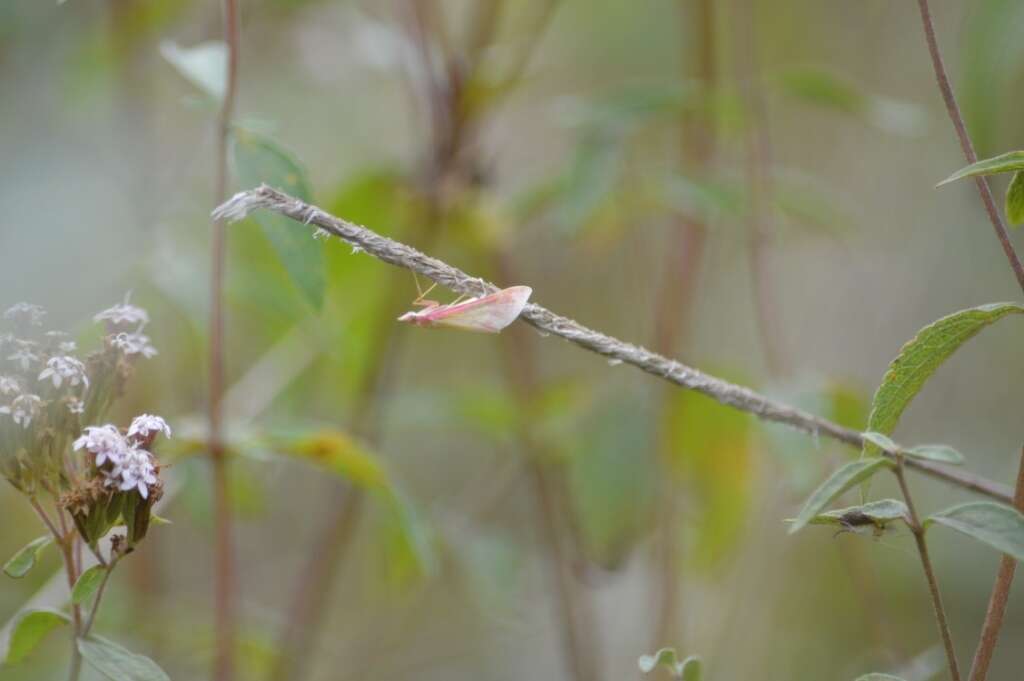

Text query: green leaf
(905, 444), (965, 465)
(927, 501), (1024, 561)
(275, 429), (388, 489)
(937, 150), (1024, 186)
(639, 647), (680, 674)
(807, 499), (909, 529)
(71, 565), (107, 606)
(865, 303), (1024, 457)
(861, 431), (899, 454)
(3, 536), (52, 578)
(159, 40), (226, 101)
(1006, 171), (1024, 226)
(231, 128), (324, 310)
(3, 608), (70, 665)
(855, 675), (907, 681)
(78, 637), (170, 681)
(789, 458), (893, 534)
(679, 656), (701, 681)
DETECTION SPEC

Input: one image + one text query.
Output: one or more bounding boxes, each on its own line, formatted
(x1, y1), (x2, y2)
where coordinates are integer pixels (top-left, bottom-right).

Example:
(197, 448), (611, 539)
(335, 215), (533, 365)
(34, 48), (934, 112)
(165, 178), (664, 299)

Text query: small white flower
(4, 303), (46, 327)
(111, 331), (158, 358)
(127, 414), (171, 441)
(74, 424), (129, 467)
(67, 398), (85, 415)
(9, 394), (42, 428)
(0, 375), (20, 396)
(94, 294), (149, 328)
(7, 344), (39, 371)
(109, 447), (158, 499)
(38, 356), (89, 389)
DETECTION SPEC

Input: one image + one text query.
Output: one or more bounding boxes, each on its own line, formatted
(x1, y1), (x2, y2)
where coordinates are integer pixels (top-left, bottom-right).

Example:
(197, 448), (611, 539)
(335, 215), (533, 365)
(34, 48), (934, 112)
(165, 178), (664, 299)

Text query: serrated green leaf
(78, 636), (170, 681)
(3, 536), (52, 578)
(639, 647), (679, 674)
(865, 303), (1024, 458)
(905, 444), (965, 465)
(808, 499), (909, 527)
(1006, 171), (1024, 226)
(159, 40), (226, 101)
(3, 608), (70, 665)
(789, 458), (893, 534)
(927, 501), (1024, 561)
(937, 150), (1024, 186)
(71, 565), (107, 606)
(231, 128), (324, 310)
(855, 675), (906, 681)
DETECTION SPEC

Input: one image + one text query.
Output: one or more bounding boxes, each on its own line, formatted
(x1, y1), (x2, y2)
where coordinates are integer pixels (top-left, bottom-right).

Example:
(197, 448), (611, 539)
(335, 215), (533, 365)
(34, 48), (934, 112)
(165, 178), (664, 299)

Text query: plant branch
(967, 446), (1024, 681)
(915, 0), (1024, 295)
(894, 462), (961, 681)
(212, 186), (1013, 503)
(29, 497), (63, 540)
(82, 558), (118, 637)
(210, 0), (241, 679)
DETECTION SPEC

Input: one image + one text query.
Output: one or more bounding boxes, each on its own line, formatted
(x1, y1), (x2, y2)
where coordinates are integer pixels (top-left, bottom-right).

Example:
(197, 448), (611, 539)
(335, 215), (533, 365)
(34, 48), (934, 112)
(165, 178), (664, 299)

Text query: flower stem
(967, 447), (1024, 681)
(894, 462), (961, 681)
(209, 0), (241, 679)
(914, 0), (1024, 295)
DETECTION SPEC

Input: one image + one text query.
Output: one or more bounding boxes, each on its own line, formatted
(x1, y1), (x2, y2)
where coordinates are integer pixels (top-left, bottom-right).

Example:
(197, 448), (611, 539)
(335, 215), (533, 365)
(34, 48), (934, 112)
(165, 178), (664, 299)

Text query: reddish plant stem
(210, 0), (241, 679)
(894, 462), (961, 681)
(915, 0), (1024, 295)
(967, 447), (1024, 681)
(649, 0), (716, 652)
(735, 0), (786, 377)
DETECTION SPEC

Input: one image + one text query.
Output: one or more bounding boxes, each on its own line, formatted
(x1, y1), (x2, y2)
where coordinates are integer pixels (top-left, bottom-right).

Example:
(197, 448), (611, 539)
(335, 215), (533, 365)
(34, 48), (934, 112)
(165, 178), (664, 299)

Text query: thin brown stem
(82, 558), (118, 637)
(210, 0), (241, 679)
(649, 0), (717, 652)
(735, 0), (787, 377)
(894, 462), (961, 681)
(213, 186), (1014, 504)
(28, 497), (62, 539)
(56, 537), (83, 681)
(967, 447), (1024, 681)
(915, 0), (1024, 295)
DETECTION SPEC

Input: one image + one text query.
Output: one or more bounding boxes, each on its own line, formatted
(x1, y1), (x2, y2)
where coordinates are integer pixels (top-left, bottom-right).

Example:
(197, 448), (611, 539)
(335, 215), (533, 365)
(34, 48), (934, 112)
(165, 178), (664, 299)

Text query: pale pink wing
(427, 286), (532, 333)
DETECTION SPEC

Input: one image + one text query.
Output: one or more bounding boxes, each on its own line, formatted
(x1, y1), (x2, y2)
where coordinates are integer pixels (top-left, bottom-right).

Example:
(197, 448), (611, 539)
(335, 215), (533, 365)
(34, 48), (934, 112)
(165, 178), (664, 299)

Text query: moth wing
(431, 286), (532, 333)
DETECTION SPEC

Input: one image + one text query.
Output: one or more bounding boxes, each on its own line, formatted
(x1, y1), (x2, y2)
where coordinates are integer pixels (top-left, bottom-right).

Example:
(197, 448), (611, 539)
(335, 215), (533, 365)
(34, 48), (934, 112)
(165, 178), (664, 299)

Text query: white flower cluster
(94, 294), (149, 328)
(73, 415), (170, 500)
(0, 394), (43, 428)
(111, 331), (158, 358)
(38, 355), (89, 389)
(4, 303), (46, 327)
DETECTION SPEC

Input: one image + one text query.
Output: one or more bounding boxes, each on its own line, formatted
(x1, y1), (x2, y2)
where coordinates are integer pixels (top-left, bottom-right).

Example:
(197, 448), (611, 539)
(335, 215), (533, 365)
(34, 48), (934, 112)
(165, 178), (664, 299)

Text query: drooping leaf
(275, 429), (388, 489)
(789, 458), (894, 534)
(78, 636), (170, 681)
(662, 379), (752, 568)
(865, 303), (1024, 457)
(71, 565), (107, 606)
(372, 488), (437, 591)
(3, 609), (70, 665)
(807, 499), (909, 530)
(927, 502), (1024, 561)
(3, 536), (52, 578)
(1006, 171), (1024, 226)
(937, 150), (1024, 186)
(159, 40), (227, 101)
(230, 128), (324, 310)
(569, 392), (658, 568)
(905, 444), (965, 465)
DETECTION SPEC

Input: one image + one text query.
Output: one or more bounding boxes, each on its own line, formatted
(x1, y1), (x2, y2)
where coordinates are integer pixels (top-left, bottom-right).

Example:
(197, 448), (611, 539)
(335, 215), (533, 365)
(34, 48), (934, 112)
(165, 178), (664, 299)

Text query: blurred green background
(3, 1), (1024, 679)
